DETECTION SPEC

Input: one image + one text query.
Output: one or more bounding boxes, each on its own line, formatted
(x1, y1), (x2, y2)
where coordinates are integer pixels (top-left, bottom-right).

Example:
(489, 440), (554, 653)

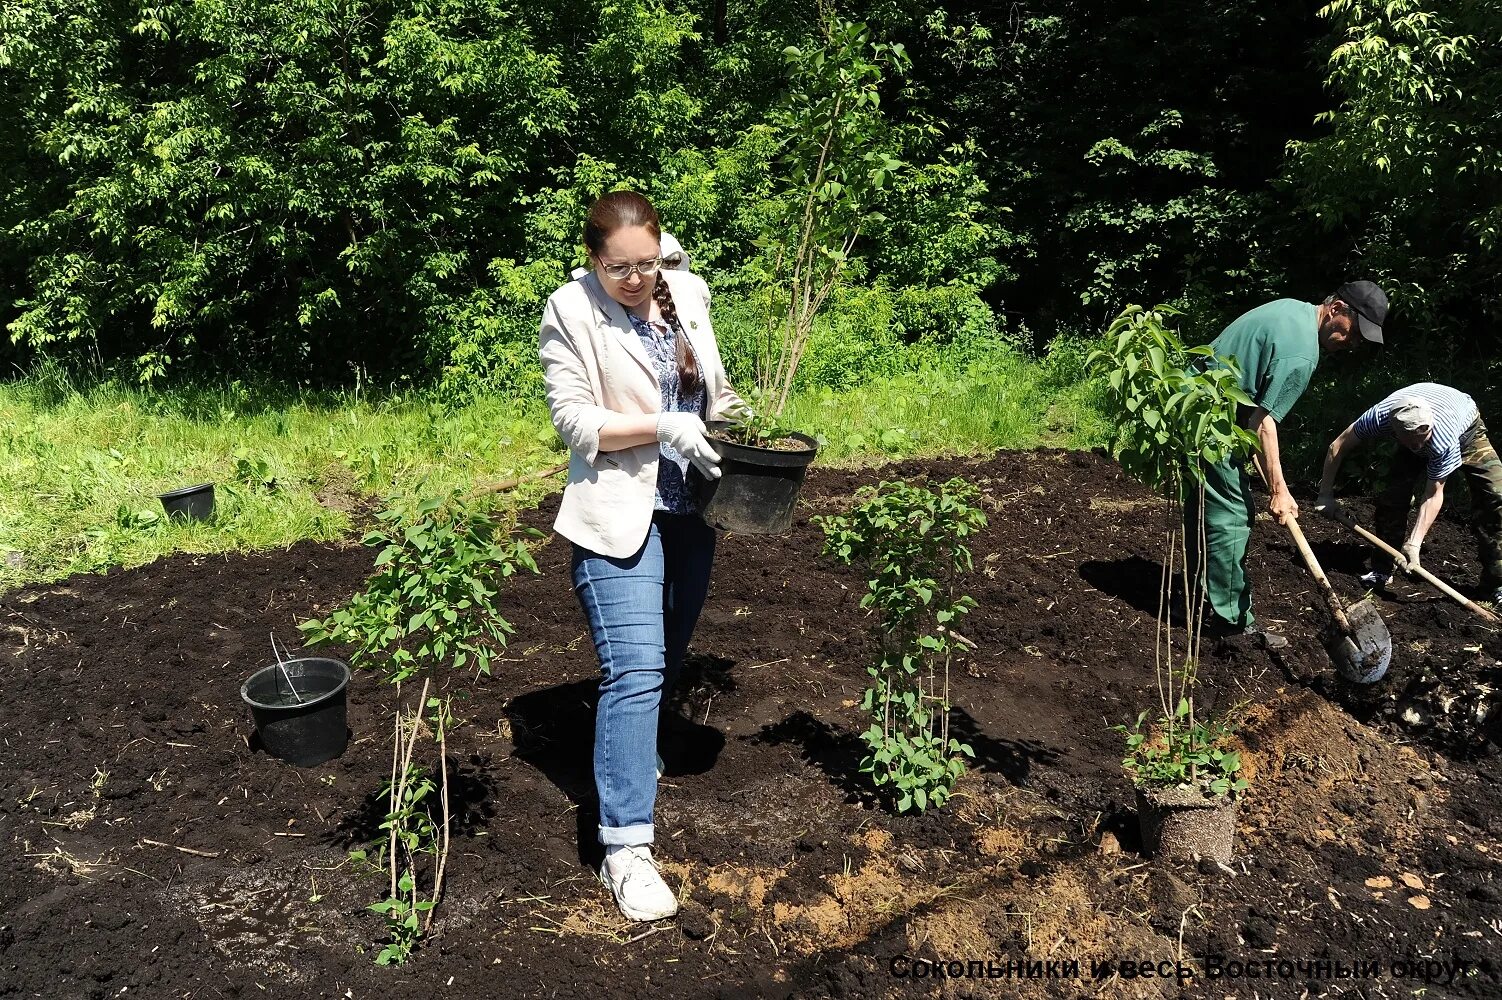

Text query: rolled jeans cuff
(598, 823), (655, 847)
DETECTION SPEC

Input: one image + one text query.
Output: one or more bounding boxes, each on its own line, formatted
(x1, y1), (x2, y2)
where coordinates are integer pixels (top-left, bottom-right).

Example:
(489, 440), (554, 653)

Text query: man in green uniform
(1188, 281), (1389, 648)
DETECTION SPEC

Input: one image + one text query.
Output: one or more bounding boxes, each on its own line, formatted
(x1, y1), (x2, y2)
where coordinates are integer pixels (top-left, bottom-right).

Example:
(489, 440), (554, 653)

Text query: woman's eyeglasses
(600, 258), (663, 280)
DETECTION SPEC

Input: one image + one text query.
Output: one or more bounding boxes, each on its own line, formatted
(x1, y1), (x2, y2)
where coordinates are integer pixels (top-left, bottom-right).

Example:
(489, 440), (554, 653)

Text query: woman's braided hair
(583, 191), (703, 397)
(650, 278), (703, 397)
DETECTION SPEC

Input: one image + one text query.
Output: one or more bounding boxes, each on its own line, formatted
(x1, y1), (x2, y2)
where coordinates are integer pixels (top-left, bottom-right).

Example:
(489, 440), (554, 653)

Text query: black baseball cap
(1334, 280), (1388, 344)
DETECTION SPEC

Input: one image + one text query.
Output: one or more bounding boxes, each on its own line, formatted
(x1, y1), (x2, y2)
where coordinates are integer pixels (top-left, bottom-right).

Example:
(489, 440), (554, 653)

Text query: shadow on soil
(505, 662), (731, 869)
(331, 756), (504, 850)
(755, 707), (1062, 806)
(1080, 556), (1166, 618)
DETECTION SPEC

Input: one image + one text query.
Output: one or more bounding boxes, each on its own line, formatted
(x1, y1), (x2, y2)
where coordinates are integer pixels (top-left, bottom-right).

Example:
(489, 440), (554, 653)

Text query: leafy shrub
(1290, 0), (1501, 368)
(434, 258), (559, 401)
(300, 489), (539, 961)
(1087, 304), (1258, 801)
(0, 0), (572, 381)
(818, 478), (987, 813)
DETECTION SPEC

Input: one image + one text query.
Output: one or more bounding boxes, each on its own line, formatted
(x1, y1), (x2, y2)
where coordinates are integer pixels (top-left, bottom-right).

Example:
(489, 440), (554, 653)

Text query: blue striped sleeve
(1352, 399), (1391, 441)
(1428, 446), (1461, 482)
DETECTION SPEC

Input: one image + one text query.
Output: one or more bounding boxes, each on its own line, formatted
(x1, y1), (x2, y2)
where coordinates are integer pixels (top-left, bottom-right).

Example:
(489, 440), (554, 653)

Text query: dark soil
(2, 449), (1500, 999)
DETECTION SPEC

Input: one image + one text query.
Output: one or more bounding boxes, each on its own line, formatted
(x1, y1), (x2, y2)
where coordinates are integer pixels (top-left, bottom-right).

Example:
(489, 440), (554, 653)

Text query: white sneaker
(1492, 587), (1502, 607)
(601, 846), (678, 921)
(1360, 571), (1392, 588)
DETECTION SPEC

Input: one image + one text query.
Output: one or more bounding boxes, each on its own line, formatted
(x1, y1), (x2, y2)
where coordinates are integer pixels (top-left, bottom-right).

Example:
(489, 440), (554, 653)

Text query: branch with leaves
(754, 16), (909, 420)
(300, 489), (539, 964)
(818, 478), (986, 812)
(1087, 304), (1258, 801)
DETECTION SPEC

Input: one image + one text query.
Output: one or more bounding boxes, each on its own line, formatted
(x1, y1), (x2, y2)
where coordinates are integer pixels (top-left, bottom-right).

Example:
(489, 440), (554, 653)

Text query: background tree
(3, 0), (1497, 473)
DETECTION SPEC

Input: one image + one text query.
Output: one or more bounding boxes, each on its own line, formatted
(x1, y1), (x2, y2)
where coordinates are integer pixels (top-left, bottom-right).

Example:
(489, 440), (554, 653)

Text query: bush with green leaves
(1087, 304), (1258, 801)
(1290, 0), (1500, 367)
(0, 1), (1004, 393)
(1116, 701), (1248, 801)
(0, 0), (573, 382)
(299, 488), (539, 963)
(818, 478), (986, 813)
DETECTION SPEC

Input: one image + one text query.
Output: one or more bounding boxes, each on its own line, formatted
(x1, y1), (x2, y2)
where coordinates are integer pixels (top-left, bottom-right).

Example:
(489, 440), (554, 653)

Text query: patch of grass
(786, 352), (1107, 465)
(0, 341), (1111, 591)
(0, 375), (565, 591)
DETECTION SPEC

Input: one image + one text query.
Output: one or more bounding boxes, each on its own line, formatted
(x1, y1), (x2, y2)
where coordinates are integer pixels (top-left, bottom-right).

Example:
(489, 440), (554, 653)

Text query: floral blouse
(627, 311), (707, 514)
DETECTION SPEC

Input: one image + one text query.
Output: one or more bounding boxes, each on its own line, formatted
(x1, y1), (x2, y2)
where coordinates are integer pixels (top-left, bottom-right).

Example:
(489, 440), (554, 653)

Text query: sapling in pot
(695, 18), (907, 533)
(299, 488), (539, 964)
(817, 478), (986, 813)
(1087, 304), (1259, 863)
(694, 400), (820, 535)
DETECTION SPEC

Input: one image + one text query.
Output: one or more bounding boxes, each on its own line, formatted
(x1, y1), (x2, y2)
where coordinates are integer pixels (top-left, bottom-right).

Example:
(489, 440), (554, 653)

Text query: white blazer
(539, 268), (743, 558)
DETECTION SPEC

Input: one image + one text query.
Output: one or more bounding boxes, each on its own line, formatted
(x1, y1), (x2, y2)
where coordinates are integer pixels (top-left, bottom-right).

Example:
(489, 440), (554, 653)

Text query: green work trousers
(1184, 459), (1256, 630)
(1373, 416), (1502, 591)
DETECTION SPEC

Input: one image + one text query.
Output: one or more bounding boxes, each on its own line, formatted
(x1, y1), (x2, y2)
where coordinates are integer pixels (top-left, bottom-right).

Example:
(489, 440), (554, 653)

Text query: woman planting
(538, 191), (743, 921)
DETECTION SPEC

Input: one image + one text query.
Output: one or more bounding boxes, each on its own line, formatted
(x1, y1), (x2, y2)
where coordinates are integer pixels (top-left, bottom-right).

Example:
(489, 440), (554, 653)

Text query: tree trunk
(712, 0), (727, 44)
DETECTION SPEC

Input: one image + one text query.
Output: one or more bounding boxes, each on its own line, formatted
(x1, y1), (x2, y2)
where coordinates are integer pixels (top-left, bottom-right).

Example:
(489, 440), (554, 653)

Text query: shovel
(1254, 464), (1392, 682)
(1281, 513), (1394, 682)
(1332, 512), (1500, 624)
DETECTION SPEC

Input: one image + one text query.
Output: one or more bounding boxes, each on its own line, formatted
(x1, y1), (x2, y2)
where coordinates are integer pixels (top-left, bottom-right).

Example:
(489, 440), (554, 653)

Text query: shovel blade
(1332, 599), (1392, 684)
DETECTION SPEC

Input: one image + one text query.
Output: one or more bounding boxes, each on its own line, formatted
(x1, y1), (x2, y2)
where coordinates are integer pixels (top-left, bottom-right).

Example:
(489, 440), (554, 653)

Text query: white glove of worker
(1313, 491), (1342, 519)
(1400, 541), (1421, 573)
(656, 413), (722, 480)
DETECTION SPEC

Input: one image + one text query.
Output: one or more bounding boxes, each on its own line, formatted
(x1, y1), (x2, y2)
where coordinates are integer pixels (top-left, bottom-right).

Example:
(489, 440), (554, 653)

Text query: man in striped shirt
(1315, 383), (1502, 603)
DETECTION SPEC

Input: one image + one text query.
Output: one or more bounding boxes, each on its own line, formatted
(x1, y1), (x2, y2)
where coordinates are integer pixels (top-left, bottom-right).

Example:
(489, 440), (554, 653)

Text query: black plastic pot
(240, 657), (351, 767)
(158, 482), (216, 522)
(692, 422), (818, 535)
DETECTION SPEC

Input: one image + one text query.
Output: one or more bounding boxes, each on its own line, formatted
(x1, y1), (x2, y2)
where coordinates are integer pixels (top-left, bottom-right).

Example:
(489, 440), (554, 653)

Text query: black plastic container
(692, 422), (818, 535)
(240, 657), (351, 767)
(158, 482), (216, 522)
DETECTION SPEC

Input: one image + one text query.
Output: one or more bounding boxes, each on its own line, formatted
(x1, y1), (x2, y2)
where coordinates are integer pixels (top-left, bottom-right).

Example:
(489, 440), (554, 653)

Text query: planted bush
(1087, 305), (1257, 806)
(300, 489), (538, 964)
(818, 478), (986, 812)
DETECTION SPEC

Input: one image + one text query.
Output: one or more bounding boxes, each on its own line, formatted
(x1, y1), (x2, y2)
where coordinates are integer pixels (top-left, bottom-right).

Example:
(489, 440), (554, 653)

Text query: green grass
(0, 350), (1108, 591)
(786, 352), (1109, 463)
(0, 377), (567, 591)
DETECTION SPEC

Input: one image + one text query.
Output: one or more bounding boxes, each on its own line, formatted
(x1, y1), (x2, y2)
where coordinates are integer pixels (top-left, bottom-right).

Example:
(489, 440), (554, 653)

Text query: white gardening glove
(1314, 491), (1342, 519)
(656, 413), (722, 479)
(1401, 540), (1422, 573)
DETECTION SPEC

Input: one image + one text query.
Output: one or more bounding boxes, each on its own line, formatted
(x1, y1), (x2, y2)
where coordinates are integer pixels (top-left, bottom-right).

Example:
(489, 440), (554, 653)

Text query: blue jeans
(572, 512), (715, 846)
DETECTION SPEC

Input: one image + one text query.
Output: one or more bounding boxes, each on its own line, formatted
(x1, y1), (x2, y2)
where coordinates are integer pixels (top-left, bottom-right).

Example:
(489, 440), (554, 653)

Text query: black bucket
(158, 482), (216, 522)
(691, 422), (818, 535)
(240, 657), (351, 767)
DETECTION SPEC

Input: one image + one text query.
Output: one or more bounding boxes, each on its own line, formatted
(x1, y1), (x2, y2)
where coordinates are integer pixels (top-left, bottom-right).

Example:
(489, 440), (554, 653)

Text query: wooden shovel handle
(1283, 514), (1355, 633)
(472, 461), (568, 497)
(1248, 457), (1354, 633)
(1338, 515), (1500, 624)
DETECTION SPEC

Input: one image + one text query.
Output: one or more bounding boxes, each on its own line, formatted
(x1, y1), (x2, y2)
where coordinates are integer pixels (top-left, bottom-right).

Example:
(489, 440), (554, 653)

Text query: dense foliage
(1, 0), (1496, 425)
(1290, 0), (1500, 377)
